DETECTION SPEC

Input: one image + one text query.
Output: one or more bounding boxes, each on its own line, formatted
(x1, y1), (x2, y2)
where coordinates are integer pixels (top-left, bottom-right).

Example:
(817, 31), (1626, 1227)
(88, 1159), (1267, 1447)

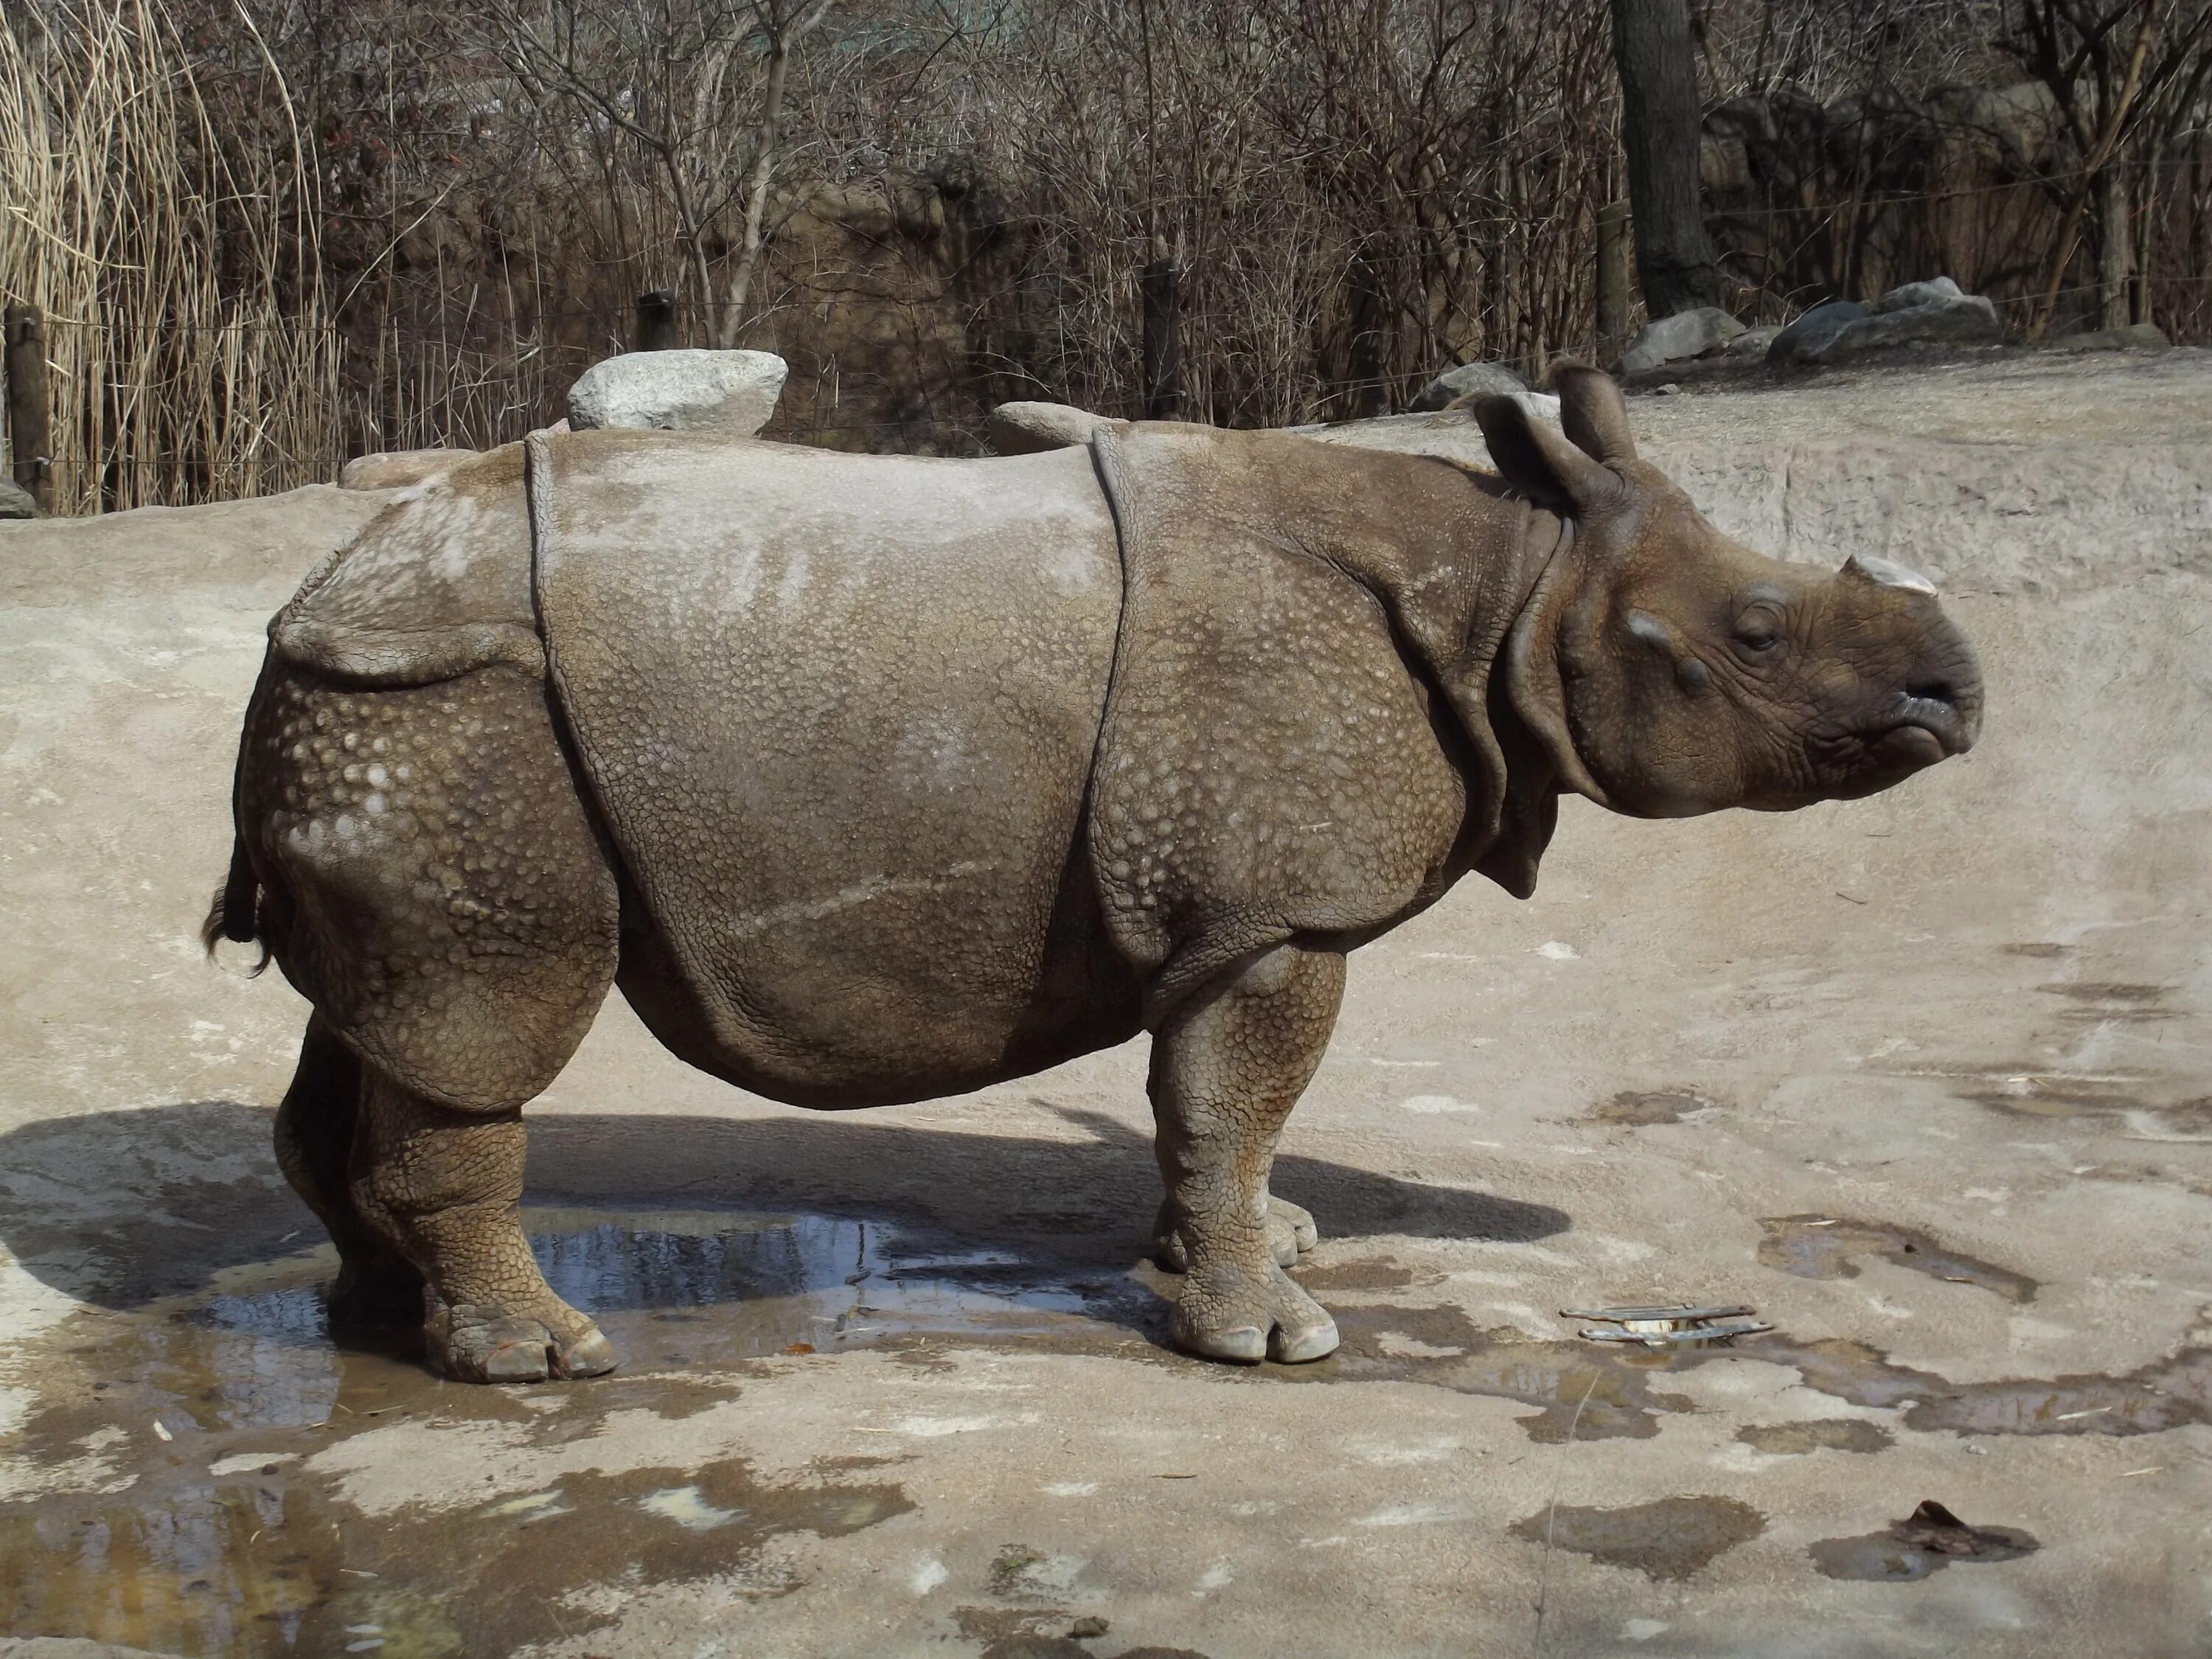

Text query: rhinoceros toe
(1171, 1263), (1340, 1366)
(434, 1304), (620, 1384)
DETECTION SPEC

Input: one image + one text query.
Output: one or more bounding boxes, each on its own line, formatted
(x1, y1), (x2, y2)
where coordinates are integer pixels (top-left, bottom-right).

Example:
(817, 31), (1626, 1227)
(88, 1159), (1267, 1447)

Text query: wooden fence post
(634, 290), (678, 352)
(1596, 201), (1633, 361)
(4, 303), (53, 512)
(1138, 260), (1183, 420)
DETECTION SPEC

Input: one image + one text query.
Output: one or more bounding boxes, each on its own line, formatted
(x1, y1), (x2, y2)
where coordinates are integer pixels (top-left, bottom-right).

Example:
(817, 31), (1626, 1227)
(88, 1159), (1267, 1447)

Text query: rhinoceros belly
(532, 432), (1135, 1106)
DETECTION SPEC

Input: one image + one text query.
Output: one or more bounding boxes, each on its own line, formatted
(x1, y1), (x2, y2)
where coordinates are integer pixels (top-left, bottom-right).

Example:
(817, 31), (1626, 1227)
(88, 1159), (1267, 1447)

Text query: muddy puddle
(1758, 1216), (2038, 1304)
(1811, 1500), (2039, 1582)
(1276, 1297), (2212, 1444)
(0, 1205), (1149, 1657)
(1511, 1495), (1765, 1581)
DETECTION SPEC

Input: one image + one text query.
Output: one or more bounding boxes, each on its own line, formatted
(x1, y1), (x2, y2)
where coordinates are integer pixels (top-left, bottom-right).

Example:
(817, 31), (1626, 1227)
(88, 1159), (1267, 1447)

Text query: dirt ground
(1, 349), (2208, 1659)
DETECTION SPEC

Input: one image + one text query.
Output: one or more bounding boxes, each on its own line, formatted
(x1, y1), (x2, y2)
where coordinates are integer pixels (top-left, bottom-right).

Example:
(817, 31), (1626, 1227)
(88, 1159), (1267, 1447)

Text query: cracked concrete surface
(2, 352), (2208, 1656)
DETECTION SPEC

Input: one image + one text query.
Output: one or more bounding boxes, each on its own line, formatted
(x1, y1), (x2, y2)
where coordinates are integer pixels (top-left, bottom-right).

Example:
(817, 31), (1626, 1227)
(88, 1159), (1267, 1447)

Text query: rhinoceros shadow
(0, 1099), (1569, 1312)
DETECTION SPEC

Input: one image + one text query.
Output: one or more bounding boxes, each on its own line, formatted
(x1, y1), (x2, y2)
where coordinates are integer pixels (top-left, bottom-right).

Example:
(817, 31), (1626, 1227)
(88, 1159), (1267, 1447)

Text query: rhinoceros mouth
(1806, 694), (1974, 798)
(1876, 686), (1982, 765)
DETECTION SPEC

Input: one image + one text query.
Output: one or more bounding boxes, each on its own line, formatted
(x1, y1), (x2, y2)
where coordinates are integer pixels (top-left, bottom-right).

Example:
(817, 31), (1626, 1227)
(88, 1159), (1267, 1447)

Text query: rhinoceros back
(269, 444), (543, 685)
(529, 430), (1129, 1105)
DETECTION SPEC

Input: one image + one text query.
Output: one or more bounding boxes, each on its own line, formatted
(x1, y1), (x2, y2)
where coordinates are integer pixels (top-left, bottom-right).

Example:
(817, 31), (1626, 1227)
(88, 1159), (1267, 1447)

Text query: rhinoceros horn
(1844, 552), (1939, 595)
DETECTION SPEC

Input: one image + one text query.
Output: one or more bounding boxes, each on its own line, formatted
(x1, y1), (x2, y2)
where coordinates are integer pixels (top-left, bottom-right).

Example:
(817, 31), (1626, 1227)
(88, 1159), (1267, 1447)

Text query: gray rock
(1408, 361), (1526, 413)
(1873, 276), (1964, 314)
(340, 449), (476, 490)
(988, 400), (1112, 454)
(1768, 301), (1871, 363)
(1725, 324), (1783, 357)
(1441, 386), (1563, 422)
(1617, 307), (1746, 374)
(0, 477), (38, 518)
(566, 349), (787, 437)
(1804, 294), (2003, 362)
(2051, 321), (2170, 353)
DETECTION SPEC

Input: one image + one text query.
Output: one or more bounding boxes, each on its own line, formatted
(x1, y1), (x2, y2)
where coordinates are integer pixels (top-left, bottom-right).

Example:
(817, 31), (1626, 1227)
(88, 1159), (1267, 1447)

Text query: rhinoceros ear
(1552, 364), (1636, 465)
(1469, 394), (1621, 514)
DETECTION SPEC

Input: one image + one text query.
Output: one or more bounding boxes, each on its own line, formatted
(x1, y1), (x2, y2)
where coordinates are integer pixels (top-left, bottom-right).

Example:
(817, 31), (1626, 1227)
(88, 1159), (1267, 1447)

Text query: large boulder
(1726, 324), (1783, 357)
(1872, 275), (1965, 313)
(1803, 293), (2003, 363)
(339, 448), (477, 490)
(0, 477), (38, 519)
(1767, 300), (1871, 364)
(1408, 361), (1527, 413)
(1616, 306), (1745, 374)
(566, 349), (787, 437)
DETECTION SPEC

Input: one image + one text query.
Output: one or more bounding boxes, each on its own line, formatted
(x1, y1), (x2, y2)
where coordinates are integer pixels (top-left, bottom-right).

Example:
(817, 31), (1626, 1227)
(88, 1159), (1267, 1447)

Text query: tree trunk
(2100, 164), (2132, 329)
(1608, 0), (1720, 319)
(1596, 199), (1634, 355)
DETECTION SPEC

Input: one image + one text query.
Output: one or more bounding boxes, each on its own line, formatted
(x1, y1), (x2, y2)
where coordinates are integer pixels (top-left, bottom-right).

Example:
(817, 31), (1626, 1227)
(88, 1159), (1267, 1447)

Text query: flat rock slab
(1, 352), (2209, 1658)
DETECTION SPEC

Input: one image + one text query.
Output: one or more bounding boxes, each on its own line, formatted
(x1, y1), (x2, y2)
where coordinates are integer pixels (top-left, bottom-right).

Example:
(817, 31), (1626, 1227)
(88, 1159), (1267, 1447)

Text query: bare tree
(481, 0), (835, 347)
(1610, 0), (1722, 315)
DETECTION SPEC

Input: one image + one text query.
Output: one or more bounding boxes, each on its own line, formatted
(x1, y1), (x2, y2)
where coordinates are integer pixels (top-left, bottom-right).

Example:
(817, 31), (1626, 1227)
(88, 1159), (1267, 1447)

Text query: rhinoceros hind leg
(1150, 944), (1345, 1365)
(1150, 1194), (1319, 1273)
(349, 1071), (616, 1382)
(275, 1015), (427, 1330)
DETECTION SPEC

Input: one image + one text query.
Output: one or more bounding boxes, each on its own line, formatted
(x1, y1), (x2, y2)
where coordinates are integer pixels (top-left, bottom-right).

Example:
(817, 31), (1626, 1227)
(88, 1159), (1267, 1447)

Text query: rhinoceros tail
(203, 833), (270, 974)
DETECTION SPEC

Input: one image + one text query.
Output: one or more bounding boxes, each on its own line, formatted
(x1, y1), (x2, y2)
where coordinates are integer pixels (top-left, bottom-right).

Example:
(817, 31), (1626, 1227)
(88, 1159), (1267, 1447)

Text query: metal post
(4, 303), (52, 512)
(634, 290), (678, 352)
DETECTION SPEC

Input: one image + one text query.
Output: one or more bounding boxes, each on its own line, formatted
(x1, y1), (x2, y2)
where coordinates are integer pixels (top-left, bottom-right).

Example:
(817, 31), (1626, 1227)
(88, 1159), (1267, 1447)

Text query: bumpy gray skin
(213, 368), (1983, 1380)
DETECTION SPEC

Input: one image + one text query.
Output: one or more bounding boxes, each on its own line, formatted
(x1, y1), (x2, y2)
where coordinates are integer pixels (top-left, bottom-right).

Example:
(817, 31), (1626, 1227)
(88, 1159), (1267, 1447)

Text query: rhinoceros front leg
(351, 1073), (616, 1383)
(1150, 1194), (1318, 1273)
(1150, 943), (1343, 1364)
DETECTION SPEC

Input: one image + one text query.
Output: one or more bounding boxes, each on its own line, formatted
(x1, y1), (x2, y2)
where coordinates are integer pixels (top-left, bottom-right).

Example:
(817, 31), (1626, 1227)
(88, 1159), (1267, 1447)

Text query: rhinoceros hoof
(433, 1304), (620, 1383)
(1170, 1263), (1340, 1366)
(1154, 1197), (1321, 1273)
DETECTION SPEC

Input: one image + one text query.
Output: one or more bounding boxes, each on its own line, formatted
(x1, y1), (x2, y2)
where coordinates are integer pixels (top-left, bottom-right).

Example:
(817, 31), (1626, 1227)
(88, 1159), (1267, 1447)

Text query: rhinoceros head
(1469, 366), (1981, 818)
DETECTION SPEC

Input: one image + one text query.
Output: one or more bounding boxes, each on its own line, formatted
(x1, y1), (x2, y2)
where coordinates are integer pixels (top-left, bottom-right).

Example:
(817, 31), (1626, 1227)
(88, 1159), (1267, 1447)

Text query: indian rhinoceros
(206, 367), (1981, 1382)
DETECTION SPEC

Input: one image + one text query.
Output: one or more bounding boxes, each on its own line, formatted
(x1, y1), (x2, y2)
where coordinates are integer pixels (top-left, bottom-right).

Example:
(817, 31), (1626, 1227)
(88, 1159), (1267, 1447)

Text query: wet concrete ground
(4, 352), (2211, 1656)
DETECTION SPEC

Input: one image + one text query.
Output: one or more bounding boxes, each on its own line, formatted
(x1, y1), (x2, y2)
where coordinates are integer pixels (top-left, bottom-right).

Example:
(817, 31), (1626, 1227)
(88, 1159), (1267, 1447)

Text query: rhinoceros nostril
(1905, 678), (1956, 710)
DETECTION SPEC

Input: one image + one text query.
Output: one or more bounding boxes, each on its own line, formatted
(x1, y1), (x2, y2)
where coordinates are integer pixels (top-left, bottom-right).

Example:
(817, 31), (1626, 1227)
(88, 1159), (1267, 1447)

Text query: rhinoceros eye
(1733, 609), (1786, 653)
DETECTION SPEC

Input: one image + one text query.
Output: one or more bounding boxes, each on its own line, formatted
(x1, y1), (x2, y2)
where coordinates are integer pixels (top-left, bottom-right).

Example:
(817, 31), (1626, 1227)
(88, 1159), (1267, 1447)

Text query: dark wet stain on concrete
(0, 1203), (1146, 1657)
(1273, 1302), (2212, 1444)
(2037, 981), (2177, 1023)
(1294, 1259), (1415, 1292)
(1759, 1335), (2212, 1438)
(1283, 1304), (1698, 1442)
(1811, 1500), (2038, 1582)
(1588, 1088), (1718, 1127)
(1950, 1069), (2210, 1124)
(1511, 1495), (1764, 1581)
(953, 1605), (1202, 1659)
(1736, 1419), (1893, 1455)
(1758, 1215), (2038, 1303)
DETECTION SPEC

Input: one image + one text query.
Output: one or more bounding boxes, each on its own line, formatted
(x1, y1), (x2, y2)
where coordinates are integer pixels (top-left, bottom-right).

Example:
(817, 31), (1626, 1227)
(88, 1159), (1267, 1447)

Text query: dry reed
(0, 0), (341, 511)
